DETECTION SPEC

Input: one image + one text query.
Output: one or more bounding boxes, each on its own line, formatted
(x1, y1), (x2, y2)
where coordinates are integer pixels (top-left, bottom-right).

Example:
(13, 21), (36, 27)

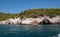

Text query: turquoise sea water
(0, 24), (60, 37)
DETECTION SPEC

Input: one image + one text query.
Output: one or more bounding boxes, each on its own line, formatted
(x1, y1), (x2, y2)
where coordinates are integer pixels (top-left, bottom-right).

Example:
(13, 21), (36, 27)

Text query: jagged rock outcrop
(0, 15), (60, 25)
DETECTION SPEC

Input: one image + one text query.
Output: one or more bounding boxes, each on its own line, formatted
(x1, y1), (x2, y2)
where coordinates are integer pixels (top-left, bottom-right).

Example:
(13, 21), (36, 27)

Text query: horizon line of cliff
(0, 8), (60, 21)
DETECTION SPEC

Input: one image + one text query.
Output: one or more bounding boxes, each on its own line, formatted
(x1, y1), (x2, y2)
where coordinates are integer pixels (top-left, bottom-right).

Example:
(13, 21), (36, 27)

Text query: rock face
(0, 15), (60, 25)
(41, 19), (51, 25)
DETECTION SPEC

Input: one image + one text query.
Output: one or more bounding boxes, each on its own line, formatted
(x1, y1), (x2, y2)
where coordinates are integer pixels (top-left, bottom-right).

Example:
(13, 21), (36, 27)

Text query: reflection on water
(0, 24), (60, 37)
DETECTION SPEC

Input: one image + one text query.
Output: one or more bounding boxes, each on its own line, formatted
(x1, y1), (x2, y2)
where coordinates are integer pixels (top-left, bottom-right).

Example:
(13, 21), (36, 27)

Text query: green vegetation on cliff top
(0, 8), (60, 21)
(20, 8), (60, 17)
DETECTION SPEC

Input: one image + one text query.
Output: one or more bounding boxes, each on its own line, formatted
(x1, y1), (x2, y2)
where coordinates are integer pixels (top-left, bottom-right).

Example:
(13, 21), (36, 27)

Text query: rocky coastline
(0, 15), (60, 25)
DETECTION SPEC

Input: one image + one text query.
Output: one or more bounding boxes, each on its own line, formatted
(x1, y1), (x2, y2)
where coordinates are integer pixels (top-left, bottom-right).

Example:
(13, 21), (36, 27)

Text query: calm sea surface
(0, 24), (60, 37)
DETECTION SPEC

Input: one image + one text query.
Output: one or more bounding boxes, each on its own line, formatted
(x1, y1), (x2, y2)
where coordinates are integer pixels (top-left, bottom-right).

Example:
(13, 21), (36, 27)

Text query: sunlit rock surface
(0, 15), (60, 25)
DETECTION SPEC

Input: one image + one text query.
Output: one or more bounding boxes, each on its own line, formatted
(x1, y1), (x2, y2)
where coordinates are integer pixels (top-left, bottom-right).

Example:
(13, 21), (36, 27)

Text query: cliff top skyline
(0, 0), (60, 14)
